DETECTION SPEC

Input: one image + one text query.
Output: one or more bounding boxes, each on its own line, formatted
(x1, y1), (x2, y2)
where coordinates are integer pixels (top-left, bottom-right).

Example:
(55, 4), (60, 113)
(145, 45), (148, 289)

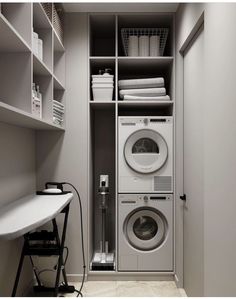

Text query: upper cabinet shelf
(0, 3), (66, 131)
(89, 14), (174, 58)
(0, 101), (64, 131)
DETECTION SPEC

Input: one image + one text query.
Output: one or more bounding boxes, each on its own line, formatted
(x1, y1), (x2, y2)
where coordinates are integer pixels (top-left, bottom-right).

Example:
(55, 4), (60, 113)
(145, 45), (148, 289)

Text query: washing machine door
(124, 129), (168, 174)
(124, 208), (167, 251)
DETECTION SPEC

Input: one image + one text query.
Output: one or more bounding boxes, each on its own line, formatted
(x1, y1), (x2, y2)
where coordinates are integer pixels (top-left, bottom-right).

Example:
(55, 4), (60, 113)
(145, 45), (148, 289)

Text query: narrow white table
(0, 193), (73, 240)
(0, 193), (74, 296)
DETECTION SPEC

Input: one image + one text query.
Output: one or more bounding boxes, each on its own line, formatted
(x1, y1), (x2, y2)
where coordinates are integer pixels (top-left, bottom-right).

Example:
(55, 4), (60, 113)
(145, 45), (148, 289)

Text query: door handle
(180, 194), (186, 201)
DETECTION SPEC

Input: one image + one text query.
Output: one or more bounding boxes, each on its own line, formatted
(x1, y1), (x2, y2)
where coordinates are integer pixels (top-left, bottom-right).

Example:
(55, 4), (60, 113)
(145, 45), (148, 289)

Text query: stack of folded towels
(53, 100), (64, 126)
(118, 77), (170, 101)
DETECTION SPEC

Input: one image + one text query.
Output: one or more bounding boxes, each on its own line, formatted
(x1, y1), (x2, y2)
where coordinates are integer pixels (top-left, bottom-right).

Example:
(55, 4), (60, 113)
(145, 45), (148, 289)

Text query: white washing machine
(118, 116), (173, 193)
(118, 193), (173, 271)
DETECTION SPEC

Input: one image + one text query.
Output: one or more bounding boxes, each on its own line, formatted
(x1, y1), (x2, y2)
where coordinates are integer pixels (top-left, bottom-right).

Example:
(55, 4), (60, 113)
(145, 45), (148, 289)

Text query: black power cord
(34, 182), (86, 297)
(62, 182), (86, 297)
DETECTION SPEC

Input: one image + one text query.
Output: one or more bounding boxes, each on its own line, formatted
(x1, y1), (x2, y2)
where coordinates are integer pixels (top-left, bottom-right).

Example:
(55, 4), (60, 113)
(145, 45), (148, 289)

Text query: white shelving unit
(88, 13), (175, 276)
(0, 3), (65, 130)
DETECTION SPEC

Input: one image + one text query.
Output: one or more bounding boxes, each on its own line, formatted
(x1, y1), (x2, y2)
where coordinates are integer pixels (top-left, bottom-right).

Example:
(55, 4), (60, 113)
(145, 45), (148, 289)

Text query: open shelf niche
(1, 3), (32, 47)
(0, 3), (65, 130)
(89, 58), (116, 102)
(89, 104), (116, 270)
(118, 57), (173, 101)
(0, 52), (31, 113)
(89, 15), (116, 57)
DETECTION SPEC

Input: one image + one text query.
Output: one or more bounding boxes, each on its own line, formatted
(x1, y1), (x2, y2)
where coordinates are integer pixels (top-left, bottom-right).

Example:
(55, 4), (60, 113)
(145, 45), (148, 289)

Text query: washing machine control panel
(119, 194), (173, 204)
(119, 117), (172, 126)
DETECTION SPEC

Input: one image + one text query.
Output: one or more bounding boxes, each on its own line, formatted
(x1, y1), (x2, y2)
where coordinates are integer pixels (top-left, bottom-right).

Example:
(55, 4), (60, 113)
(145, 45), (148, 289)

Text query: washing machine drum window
(124, 129), (168, 174)
(124, 208), (167, 251)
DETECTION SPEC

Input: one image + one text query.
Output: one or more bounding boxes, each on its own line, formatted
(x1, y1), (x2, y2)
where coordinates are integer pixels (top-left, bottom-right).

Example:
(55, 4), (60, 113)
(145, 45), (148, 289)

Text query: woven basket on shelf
(41, 3), (52, 22)
(53, 4), (64, 44)
(121, 28), (169, 56)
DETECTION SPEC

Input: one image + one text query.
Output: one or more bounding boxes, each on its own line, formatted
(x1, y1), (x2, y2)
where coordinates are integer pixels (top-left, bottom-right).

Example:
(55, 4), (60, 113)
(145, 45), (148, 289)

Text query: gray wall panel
(0, 123), (36, 296)
(36, 13), (88, 277)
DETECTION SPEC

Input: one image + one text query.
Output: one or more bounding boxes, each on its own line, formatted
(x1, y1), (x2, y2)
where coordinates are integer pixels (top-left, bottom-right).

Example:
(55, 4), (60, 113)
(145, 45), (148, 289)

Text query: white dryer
(118, 193), (173, 271)
(118, 116), (173, 193)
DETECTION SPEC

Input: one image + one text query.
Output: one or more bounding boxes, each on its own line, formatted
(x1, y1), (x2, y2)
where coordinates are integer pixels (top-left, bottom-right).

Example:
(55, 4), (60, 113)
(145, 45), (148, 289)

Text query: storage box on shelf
(121, 28), (169, 57)
(118, 14), (173, 57)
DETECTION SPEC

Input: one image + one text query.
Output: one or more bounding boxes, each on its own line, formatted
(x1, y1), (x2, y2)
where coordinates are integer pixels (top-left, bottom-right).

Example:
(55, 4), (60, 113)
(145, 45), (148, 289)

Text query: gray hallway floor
(67, 281), (187, 297)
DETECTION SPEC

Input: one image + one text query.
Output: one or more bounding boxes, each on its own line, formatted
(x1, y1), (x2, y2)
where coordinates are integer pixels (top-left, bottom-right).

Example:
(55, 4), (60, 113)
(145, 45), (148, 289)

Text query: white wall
(36, 13), (88, 279)
(0, 123), (36, 296)
(176, 3), (236, 296)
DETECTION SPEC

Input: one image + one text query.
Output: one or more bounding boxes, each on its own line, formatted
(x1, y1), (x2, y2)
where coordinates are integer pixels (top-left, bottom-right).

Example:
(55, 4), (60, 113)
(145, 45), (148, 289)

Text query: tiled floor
(67, 281), (187, 297)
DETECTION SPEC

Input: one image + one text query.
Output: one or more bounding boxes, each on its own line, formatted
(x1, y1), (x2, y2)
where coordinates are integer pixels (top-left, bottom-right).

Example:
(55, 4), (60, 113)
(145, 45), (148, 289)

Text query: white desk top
(0, 193), (73, 240)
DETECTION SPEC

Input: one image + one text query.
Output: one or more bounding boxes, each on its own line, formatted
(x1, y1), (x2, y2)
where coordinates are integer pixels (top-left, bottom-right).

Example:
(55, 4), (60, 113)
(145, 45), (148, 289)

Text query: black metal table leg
(12, 244), (25, 297)
(54, 205), (70, 297)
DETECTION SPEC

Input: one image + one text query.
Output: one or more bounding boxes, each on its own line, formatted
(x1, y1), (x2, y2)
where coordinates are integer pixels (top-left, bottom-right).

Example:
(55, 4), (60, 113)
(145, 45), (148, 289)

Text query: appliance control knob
(144, 118), (148, 125)
(144, 196), (148, 202)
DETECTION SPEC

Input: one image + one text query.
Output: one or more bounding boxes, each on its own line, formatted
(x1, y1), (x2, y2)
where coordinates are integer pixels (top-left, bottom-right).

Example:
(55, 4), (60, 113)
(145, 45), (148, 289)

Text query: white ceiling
(62, 3), (179, 13)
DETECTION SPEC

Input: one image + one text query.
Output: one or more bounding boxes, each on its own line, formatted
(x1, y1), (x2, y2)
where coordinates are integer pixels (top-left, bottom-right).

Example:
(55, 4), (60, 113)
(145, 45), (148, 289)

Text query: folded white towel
(123, 95), (170, 101)
(119, 87), (166, 99)
(53, 107), (65, 114)
(53, 100), (64, 108)
(118, 77), (164, 89)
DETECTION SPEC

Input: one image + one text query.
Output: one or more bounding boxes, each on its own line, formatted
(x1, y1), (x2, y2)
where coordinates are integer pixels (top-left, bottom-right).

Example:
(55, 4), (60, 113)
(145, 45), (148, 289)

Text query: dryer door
(124, 129), (168, 174)
(124, 208), (167, 251)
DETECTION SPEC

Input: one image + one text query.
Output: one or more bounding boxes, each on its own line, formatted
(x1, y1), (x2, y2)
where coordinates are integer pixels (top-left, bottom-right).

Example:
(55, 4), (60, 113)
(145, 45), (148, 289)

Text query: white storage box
(92, 85), (114, 101)
(92, 74), (114, 83)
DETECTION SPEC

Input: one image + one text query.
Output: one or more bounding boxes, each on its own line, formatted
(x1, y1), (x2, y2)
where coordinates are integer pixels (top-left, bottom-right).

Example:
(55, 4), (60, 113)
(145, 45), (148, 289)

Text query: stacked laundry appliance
(118, 77), (170, 101)
(118, 77), (173, 272)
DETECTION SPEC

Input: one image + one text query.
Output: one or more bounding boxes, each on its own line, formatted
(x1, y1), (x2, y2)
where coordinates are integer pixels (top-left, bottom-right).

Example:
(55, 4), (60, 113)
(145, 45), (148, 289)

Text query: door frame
(175, 11), (204, 288)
